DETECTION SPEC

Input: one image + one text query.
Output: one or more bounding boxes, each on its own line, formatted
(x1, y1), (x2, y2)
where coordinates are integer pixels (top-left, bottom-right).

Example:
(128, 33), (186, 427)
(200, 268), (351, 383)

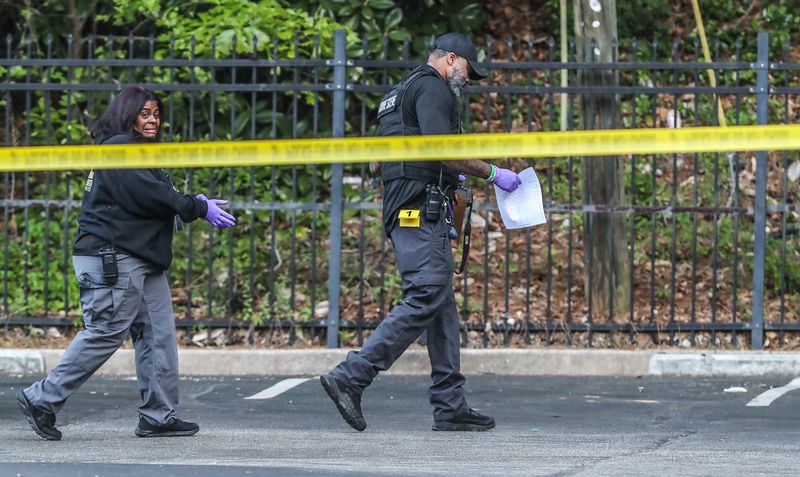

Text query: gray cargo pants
(24, 253), (180, 425)
(331, 206), (468, 419)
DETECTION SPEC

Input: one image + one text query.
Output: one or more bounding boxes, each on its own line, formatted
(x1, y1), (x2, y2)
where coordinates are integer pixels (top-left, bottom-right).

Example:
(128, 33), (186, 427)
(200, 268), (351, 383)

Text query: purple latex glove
(196, 194), (236, 228)
(490, 167), (522, 192)
(458, 174), (467, 183)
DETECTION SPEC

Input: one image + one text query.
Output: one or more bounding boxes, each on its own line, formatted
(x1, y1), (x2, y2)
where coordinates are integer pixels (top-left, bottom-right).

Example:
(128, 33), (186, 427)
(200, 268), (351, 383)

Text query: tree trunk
(573, 0), (630, 321)
(67, 0), (85, 59)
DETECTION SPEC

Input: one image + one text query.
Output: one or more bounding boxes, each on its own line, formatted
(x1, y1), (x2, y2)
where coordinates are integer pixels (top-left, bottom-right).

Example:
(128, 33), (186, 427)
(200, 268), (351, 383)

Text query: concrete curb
(0, 349), (45, 375)
(2, 348), (799, 377)
(647, 352), (800, 376)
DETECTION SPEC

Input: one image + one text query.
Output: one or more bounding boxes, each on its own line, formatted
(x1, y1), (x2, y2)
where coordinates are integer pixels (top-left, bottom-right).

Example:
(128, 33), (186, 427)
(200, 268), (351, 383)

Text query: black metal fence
(2, 31), (800, 349)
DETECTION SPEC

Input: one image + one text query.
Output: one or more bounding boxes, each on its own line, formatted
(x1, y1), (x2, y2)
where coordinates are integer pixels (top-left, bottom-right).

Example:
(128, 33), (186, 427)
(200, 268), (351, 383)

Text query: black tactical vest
(377, 66), (459, 186)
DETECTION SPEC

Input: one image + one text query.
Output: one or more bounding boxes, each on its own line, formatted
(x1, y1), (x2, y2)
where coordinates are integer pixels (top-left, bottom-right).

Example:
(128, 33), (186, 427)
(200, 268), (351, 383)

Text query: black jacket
(378, 64), (461, 187)
(378, 64), (462, 234)
(72, 133), (208, 270)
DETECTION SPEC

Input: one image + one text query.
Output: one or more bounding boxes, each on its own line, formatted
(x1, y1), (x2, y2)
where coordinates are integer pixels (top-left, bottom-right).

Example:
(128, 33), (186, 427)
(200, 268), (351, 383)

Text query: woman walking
(17, 85), (235, 440)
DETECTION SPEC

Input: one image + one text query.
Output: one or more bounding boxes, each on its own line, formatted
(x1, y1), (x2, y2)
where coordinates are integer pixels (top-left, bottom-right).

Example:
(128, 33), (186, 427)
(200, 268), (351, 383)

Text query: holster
(451, 185), (473, 275)
(452, 188), (468, 242)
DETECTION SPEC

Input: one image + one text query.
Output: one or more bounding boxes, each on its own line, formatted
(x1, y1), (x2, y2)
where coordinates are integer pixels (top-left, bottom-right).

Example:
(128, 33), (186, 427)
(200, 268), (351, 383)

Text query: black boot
(17, 390), (62, 441)
(320, 374), (367, 431)
(432, 408), (495, 432)
(135, 416), (199, 438)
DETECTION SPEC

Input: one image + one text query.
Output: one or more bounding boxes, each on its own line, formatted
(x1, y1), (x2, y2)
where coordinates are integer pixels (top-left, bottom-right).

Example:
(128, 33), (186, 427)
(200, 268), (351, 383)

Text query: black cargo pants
(331, 200), (467, 419)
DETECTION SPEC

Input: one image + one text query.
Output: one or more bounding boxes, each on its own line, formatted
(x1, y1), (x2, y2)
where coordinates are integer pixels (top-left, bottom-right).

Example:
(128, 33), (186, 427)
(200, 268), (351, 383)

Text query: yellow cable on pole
(2, 124), (800, 172)
(691, 0), (727, 127)
(560, 0), (569, 132)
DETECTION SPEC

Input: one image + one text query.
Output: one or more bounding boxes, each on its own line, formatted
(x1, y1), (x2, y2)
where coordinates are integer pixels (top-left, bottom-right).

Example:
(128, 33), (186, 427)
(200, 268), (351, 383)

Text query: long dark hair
(91, 85), (163, 143)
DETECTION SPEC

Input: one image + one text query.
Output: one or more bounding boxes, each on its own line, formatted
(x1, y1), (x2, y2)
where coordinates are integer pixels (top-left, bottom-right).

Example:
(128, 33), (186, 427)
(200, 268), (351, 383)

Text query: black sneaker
(432, 408), (495, 432)
(135, 417), (199, 438)
(17, 390), (62, 441)
(320, 374), (367, 432)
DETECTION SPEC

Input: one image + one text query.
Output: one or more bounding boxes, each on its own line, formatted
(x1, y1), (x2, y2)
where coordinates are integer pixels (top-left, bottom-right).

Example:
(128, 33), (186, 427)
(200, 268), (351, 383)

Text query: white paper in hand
(493, 167), (547, 229)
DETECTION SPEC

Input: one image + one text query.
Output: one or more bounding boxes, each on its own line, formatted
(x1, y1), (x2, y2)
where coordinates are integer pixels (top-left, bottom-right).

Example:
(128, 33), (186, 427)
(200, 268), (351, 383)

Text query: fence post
(751, 31), (769, 350)
(326, 29), (347, 348)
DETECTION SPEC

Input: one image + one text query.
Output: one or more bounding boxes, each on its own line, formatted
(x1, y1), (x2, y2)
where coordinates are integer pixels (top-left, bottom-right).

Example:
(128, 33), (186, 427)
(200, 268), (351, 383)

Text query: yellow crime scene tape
(1, 124), (799, 172)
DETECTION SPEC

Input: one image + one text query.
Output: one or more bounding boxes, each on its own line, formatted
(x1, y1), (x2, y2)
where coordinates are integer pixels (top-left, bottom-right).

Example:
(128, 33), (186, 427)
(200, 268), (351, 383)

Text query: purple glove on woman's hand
(490, 167), (522, 192)
(196, 194), (236, 228)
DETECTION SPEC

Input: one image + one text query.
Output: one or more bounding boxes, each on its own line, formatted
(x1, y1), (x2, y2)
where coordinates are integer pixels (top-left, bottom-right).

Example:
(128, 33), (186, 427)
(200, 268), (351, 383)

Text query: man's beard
(447, 63), (468, 97)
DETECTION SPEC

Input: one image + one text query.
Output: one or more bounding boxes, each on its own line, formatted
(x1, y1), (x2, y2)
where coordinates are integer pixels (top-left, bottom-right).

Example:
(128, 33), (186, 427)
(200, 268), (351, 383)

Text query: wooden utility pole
(572, 0), (630, 320)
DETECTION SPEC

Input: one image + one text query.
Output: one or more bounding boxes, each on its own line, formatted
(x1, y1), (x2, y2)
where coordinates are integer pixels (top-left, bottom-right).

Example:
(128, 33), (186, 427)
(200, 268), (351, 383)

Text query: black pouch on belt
(424, 184), (443, 222)
(99, 246), (118, 285)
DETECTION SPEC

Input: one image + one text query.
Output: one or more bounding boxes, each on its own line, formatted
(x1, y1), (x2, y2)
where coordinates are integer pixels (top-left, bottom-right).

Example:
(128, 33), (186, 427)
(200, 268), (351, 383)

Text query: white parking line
(244, 378), (311, 400)
(746, 377), (800, 407)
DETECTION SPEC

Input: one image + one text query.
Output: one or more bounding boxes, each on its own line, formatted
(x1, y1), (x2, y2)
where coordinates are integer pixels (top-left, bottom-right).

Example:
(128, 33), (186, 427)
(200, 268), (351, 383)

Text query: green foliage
(1, 0), (365, 326)
(5, 0), (800, 333)
(6, 0), (357, 60)
(764, 235), (800, 296)
(150, 0), (356, 59)
(294, 0), (485, 58)
(761, 4), (800, 52)
(2, 172), (85, 318)
(8, 0), (113, 56)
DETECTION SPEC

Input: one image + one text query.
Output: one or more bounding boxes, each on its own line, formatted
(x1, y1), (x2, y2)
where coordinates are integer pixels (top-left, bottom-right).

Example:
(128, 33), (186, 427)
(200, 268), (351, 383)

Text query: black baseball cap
(433, 32), (487, 81)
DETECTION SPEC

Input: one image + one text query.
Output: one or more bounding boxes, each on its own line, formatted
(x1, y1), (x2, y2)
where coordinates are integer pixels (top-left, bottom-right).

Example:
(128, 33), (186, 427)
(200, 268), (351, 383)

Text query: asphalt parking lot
(2, 374), (799, 476)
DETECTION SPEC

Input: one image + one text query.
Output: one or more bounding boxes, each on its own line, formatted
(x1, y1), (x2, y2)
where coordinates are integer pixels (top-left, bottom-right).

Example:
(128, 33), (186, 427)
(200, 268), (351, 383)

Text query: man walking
(321, 32), (522, 432)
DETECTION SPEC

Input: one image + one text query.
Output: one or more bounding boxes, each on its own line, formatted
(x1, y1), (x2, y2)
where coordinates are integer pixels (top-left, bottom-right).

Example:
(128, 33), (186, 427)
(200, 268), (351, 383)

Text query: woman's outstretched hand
(196, 194), (236, 228)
